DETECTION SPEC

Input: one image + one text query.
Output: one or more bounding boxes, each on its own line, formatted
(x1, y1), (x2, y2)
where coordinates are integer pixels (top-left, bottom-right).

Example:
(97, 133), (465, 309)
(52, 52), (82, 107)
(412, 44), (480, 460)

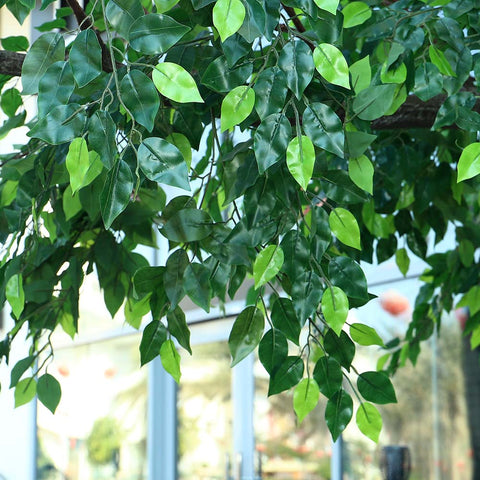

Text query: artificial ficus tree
(1, 0), (480, 443)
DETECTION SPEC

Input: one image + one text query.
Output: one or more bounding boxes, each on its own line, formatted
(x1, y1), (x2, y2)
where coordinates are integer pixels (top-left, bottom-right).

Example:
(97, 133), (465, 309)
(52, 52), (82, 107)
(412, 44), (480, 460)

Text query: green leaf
(166, 133), (192, 169)
(313, 356), (342, 398)
(66, 138), (89, 193)
(21, 32), (65, 94)
(302, 102), (344, 158)
(253, 244), (284, 289)
(167, 306), (192, 354)
(1, 88), (22, 117)
(105, 0), (144, 39)
(342, 1), (372, 28)
(357, 371), (397, 404)
(356, 402), (382, 443)
(201, 55), (253, 93)
(213, 0), (246, 42)
(253, 113), (291, 173)
(286, 135), (315, 190)
(258, 328), (288, 375)
(162, 208), (213, 242)
(457, 142), (480, 182)
(313, 0), (339, 14)
(313, 43), (350, 90)
(28, 104), (86, 145)
(271, 297), (302, 345)
(321, 286), (349, 336)
(348, 155), (373, 194)
(278, 40), (315, 99)
(325, 389), (353, 441)
(395, 248), (410, 276)
(268, 356), (304, 395)
(155, 0), (180, 13)
(291, 270), (323, 322)
(294, 378), (320, 423)
(329, 256), (369, 307)
(324, 330), (355, 370)
(138, 137), (190, 190)
(140, 320), (167, 366)
(350, 323), (385, 347)
(100, 159), (133, 229)
(352, 84), (396, 121)
(329, 208), (361, 250)
(119, 70), (160, 132)
(229, 306), (264, 366)
(160, 339), (182, 383)
(153, 62), (203, 103)
(124, 294), (151, 329)
(37, 373), (61, 414)
(1, 35), (29, 51)
(69, 30), (102, 87)
(38, 61), (75, 118)
(220, 85), (255, 132)
(14, 377), (36, 408)
(183, 262), (212, 312)
(350, 56), (371, 93)
(10, 356), (35, 388)
(129, 14), (190, 54)
(457, 286), (480, 316)
(414, 63), (443, 102)
(164, 249), (189, 308)
(253, 67), (288, 120)
(88, 111), (117, 170)
(6, 273), (25, 318)
(429, 45), (456, 77)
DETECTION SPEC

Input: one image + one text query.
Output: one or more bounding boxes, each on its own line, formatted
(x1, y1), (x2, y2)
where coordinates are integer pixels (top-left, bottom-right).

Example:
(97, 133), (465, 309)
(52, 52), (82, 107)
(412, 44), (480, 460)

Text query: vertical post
(331, 436), (343, 480)
(431, 324), (440, 480)
(232, 353), (255, 479)
(148, 359), (177, 480)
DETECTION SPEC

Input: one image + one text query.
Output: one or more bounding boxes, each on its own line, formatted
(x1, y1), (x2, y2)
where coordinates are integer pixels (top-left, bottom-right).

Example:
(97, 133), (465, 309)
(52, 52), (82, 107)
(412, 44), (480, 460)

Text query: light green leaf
(125, 294), (151, 329)
(321, 286), (349, 335)
(457, 142), (480, 182)
(119, 70), (160, 132)
(100, 159), (133, 229)
(166, 133), (192, 169)
(348, 155), (373, 194)
(329, 207), (361, 250)
(1, 180), (18, 207)
(350, 56), (371, 93)
(286, 135), (315, 190)
(6, 273), (25, 318)
(213, 0), (246, 42)
(342, 1), (372, 28)
(350, 323), (385, 347)
(153, 62), (203, 103)
(313, 0), (339, 14)
(356, 402), (382, 443)
(457, 286), (480, 316)
(471, 324), (480, 349)
(1, 88), (22, 117)
(395, 248), (410, 276)
(160, 339), (182, 383)
(69, 30), (102, 87)
(313, 43), (350, 89)
(293, 378), (320, 423)
(138, 137), (190, 190)
(155, 0), (180, 12)
(62, 184), (82, 220)
(221, 86), (255, 132)
(37, 373), (62, 414)
(429, 45), (456, 77)
(253, 245), (284, 289)
(229, 306), (264, 366)
(14, 377), (37, 408)
(128, 14), (190, 54)
(21, 32), (65, 94)
(66, 138), (89, 194)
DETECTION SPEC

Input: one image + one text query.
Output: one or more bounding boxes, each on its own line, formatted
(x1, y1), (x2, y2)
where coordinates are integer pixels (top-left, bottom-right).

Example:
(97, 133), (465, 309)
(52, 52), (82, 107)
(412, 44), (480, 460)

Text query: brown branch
(282, 4), (306, 33)
(65, 0), (113, 72)
(0, 51), (25, 76)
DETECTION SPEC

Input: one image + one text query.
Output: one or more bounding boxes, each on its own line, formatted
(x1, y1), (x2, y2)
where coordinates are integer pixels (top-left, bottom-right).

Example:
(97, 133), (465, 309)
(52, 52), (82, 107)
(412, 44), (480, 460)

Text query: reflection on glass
(254, 358), (331, 480)
(37, 335), (147, 480)
(177, 341), (232, 480)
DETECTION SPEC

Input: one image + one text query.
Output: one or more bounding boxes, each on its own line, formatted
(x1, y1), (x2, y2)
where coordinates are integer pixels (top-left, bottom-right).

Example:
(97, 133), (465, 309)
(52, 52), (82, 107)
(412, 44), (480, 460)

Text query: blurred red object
(58, 364), (70, 377)
(380, 291), (410, 316)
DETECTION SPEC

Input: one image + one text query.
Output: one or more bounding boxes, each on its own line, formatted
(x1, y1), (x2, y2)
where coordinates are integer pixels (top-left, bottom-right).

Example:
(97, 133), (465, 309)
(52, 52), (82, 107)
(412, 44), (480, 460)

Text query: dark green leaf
(313, 356), (343, 398)
(268, 356), (304, 395)
(0, 88), (22, 117)
(352, 84), (397, 121)
(291, 270), (323, 322)
(357, 371), (397, 404)
(253, 67), (288, 120)
(258, 328), (288, 375)
(69, 30), (102, 87)
(162, 209), (213, 242)
(88, 111), (117, 170)
(105, 0), (144, 39)
(324, 330), (355, 370)
(140, 320), (167, 366)
(38, 61), (74, 117)
(164, 249), (189, 308)
(229, 306), (264, 366)
(328, 256), (369, 307)
(10, 355), (35, 388)
(325, 389), (353, 441)
(271, 297), (302, 345)
(167, 306), (192, 354)
(1, 35), (29, 51)
(133, 266), (165, 298)
(201, 56), (253, 93)
(183, 262), (211, 311)
(37, 373), (61, 414)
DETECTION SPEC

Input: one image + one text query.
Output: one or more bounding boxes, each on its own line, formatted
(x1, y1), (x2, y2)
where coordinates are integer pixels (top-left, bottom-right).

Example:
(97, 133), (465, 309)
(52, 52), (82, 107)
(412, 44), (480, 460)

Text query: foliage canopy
(1, 0), (480, 441)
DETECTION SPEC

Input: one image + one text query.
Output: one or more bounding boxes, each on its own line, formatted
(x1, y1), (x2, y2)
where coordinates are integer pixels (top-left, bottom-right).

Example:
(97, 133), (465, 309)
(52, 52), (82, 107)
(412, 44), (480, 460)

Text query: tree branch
(0, 51), (25, 77)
